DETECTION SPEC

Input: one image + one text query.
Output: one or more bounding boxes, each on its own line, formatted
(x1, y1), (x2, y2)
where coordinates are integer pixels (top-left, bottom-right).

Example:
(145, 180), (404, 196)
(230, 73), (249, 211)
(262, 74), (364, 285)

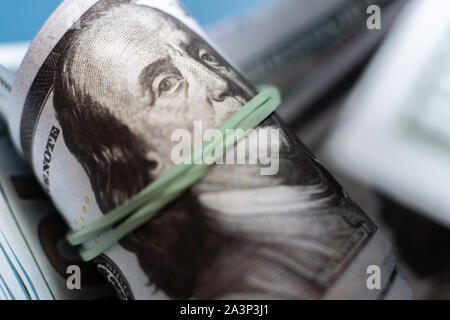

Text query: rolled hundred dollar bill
(2, 0), (411, 299)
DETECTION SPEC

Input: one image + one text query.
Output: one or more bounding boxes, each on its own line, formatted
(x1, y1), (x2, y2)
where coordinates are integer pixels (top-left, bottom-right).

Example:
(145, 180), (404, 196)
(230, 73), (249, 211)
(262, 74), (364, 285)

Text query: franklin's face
(64, 4), (255, 175)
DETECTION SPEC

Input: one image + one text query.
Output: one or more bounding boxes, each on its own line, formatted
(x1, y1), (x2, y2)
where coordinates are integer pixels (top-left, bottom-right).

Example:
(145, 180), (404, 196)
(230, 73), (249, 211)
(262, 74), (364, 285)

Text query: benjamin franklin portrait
(51, 0), (375, 299)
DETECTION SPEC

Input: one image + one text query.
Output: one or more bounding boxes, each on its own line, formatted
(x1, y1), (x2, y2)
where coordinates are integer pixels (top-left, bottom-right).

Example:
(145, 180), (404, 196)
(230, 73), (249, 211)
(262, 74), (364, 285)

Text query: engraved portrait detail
(49, 0), (375, 299)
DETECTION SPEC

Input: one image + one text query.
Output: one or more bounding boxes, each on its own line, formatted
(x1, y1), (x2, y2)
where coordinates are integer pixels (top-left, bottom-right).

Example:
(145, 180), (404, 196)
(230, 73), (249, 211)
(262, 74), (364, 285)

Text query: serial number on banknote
(180, 304), (269, 317)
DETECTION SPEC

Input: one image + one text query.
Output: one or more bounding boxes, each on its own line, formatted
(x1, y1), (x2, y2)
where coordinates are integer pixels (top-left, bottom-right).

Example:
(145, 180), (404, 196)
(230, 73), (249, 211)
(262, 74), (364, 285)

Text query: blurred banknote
(0, 42), (29, 72)
(326, 0), (450, 228)
(209, 0), (407, 122)
(0, 0), (411, 299)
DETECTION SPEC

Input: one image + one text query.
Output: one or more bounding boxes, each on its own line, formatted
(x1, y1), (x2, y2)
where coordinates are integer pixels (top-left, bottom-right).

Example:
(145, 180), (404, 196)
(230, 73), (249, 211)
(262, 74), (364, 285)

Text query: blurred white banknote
(326, 0), (450, 227)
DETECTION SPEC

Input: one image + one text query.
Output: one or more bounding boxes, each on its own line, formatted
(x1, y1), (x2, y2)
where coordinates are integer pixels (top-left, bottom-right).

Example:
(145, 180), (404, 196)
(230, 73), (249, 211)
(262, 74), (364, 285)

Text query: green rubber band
(66, 86), (281, 261)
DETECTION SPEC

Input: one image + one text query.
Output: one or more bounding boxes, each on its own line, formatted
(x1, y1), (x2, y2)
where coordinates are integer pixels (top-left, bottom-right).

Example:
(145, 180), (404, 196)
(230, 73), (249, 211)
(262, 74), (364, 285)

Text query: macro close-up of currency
(0, 0), (448, 306)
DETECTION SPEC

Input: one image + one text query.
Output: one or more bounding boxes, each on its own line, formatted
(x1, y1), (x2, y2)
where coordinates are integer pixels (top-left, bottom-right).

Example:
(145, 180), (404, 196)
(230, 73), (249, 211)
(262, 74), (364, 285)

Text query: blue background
(0, 0), (269, 43)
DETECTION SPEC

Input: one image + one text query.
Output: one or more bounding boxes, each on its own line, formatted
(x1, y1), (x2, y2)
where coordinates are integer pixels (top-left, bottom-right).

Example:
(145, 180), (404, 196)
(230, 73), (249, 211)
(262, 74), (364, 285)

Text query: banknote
(0, 42), (29, 72)
(0, 65), (13, 124)
(326, 0), (450, 228)
(1, 68), (110, 300)
(209, 0), (407, 122)
(0, 118), (111, 299)
(2, 0), (410, 299)
(0, 0), (406, 126)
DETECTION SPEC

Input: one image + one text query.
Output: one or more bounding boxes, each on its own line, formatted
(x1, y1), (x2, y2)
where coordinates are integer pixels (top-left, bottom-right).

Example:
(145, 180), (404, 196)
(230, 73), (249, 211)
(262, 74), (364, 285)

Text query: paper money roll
(2, 0), (410, 299)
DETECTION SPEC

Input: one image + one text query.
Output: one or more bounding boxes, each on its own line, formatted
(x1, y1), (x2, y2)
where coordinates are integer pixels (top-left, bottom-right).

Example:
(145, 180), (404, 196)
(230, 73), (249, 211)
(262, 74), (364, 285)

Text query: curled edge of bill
(324, 231), (412, 300)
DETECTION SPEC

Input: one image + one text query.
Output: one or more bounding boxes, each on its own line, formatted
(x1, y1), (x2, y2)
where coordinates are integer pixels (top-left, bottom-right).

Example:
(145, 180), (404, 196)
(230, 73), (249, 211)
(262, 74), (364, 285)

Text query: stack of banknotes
(0, 0), (411, 300)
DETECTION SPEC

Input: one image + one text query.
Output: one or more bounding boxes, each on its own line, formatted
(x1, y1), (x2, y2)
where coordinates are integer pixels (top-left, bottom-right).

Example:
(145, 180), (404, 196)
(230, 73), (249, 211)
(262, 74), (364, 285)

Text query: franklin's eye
(154, 75), (183, 98)
(198, 48), (222, 68)
(159, 78), (174, 93)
